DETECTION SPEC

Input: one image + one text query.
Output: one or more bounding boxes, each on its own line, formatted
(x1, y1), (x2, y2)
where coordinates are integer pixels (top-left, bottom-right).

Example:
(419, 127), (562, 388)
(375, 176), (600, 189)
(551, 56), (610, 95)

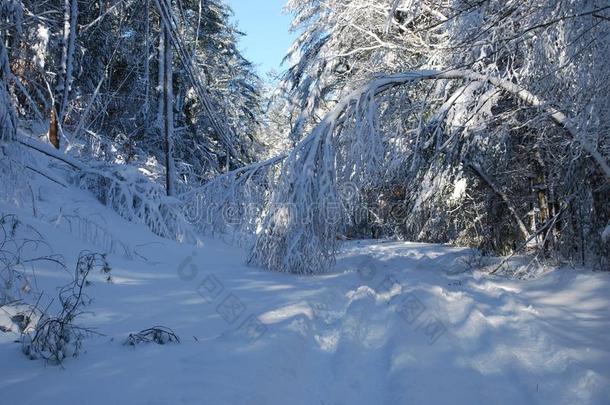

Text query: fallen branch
(124, 326), (180, 346)
(17, 136), (83, 170)
(25, 165), (67, 187)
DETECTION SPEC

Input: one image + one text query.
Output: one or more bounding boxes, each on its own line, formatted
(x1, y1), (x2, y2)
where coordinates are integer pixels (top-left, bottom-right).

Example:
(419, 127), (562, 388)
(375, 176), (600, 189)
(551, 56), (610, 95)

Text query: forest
(1, 1), (609, 404)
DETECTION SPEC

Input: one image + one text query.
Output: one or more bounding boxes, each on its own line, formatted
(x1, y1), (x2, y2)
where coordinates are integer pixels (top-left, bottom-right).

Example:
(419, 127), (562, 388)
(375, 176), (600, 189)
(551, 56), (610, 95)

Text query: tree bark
(162, 25), (175, 196)
(49, 107), (59, 149)
(49, 0), (78, 149)
(533, 148), (552, 251)
(143, 0), (150, 137)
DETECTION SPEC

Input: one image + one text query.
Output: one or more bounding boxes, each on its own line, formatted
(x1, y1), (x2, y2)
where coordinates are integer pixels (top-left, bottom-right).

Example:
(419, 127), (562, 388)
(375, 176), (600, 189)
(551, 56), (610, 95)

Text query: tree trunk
(156, 27), (165, 133)
(49, 108), (59, 149)
(143, 0), (150, 137)
(467, 161), (530, 241)
(162, 26), (175, 196)
(533, 148), (551, 251)
(49, 0), (78, 149)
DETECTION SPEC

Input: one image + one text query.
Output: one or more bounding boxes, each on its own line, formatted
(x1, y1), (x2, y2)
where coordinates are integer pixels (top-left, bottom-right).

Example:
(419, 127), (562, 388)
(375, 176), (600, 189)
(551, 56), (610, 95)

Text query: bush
(21, 252), (111, 365)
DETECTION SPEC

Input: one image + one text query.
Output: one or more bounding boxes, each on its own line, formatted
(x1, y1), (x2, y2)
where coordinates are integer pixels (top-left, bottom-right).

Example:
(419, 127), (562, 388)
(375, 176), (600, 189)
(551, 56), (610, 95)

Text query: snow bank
(1, 135), (609, 404)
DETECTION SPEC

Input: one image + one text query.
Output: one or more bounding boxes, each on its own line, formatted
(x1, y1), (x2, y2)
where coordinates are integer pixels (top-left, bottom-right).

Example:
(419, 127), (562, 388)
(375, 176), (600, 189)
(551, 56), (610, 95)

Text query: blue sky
(227, 0), (296, 78)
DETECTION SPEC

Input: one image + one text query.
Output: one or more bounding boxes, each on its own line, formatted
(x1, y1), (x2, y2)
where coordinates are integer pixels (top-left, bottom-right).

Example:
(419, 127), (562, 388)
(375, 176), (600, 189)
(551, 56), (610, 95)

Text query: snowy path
(1, 192), (609, 404)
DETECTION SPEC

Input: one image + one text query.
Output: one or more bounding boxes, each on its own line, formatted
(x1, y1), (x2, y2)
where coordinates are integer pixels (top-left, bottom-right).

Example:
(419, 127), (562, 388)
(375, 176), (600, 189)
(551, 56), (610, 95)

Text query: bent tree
(188, 68), (610, 274)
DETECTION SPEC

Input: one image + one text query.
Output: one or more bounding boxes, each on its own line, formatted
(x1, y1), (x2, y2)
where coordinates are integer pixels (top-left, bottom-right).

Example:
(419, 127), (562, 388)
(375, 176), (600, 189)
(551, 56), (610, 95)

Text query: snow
(450, 177), (468, 203)
(1, 144), (610, 404)
(33, 25), (49, 69)
(0, 303), (42, 334)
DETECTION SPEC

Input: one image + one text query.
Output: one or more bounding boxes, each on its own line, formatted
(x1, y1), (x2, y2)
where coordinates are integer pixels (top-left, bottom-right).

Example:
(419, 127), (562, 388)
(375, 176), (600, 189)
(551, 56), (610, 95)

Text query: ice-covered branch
(187, 68), (609, 273)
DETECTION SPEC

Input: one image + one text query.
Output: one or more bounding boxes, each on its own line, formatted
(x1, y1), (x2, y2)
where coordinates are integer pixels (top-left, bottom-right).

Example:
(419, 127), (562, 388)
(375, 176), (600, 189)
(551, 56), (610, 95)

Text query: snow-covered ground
(1, 146), (610, 405)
